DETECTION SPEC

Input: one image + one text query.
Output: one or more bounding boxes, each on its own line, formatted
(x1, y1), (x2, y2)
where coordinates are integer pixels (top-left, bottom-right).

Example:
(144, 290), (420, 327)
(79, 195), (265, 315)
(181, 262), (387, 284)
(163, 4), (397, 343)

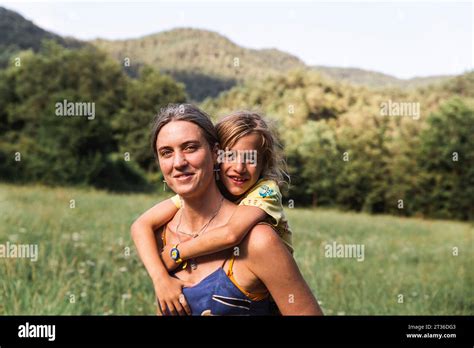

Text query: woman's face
(220, 133), (263, 198)
(156, 121), (216, 199)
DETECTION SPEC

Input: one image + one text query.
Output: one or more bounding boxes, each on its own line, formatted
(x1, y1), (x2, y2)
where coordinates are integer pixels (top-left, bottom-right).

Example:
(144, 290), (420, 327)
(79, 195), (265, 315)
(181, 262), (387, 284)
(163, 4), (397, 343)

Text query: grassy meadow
(0, 183), (472, 315)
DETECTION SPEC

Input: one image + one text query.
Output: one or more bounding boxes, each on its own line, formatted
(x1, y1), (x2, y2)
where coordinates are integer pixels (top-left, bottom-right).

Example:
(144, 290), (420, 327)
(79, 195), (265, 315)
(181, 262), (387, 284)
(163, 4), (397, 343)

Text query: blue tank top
(161, 227), (271, 315)
(183, 265), (270, 315)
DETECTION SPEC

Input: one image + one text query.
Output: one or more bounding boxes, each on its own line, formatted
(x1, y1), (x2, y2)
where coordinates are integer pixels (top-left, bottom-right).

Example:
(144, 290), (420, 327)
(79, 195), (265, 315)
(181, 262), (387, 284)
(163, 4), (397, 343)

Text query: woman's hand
(153, 275), (193, 316)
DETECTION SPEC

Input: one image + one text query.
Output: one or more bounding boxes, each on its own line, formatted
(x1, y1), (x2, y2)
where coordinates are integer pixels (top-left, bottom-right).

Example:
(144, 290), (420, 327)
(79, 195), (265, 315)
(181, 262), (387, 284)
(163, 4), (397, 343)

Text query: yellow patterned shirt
(170, 179), (293, 253)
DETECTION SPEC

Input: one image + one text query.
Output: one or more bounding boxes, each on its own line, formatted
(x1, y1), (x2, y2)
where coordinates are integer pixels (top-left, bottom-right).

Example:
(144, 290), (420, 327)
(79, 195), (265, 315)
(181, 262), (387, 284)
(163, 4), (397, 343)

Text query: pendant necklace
(175, 196), (224, 270)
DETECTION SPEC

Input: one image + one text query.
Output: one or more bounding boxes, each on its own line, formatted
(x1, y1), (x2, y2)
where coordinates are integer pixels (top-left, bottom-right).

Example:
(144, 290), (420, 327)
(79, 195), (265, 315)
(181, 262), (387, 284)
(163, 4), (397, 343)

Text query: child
(131, 110), (292, 315)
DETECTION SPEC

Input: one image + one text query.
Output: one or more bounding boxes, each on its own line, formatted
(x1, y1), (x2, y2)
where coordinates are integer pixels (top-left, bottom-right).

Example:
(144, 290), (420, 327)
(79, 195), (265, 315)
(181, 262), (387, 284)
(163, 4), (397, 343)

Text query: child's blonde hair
(215, 111), (289, 188)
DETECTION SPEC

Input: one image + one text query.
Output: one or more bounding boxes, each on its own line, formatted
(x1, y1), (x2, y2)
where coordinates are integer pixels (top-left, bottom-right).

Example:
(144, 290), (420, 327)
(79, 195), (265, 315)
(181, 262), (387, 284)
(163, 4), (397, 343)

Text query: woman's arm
(244, 224), (323, 315)
(131, 198), (191, 315)
(161, 205), (267, 270)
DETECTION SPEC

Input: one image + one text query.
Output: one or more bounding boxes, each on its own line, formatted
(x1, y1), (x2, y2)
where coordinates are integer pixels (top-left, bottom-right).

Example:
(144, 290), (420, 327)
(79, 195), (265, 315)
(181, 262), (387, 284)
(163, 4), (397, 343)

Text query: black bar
(0, 316), (472, 346)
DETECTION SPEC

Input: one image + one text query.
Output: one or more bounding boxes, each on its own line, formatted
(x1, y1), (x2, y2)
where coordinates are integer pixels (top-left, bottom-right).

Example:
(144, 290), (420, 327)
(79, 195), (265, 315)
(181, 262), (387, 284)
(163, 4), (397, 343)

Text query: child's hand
(161, 244), (180, 271)
(154, 275), (193, 316)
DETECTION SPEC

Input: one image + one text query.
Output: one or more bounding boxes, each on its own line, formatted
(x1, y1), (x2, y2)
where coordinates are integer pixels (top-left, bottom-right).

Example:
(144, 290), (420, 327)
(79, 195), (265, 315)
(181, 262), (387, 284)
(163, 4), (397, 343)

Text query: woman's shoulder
(241, 223), (284, 257)
(236, 223), (291, 282)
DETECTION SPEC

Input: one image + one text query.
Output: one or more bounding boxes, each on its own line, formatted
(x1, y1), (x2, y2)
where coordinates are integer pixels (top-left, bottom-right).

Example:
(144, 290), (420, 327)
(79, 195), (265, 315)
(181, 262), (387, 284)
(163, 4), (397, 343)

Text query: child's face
(219, 133), (263, 198)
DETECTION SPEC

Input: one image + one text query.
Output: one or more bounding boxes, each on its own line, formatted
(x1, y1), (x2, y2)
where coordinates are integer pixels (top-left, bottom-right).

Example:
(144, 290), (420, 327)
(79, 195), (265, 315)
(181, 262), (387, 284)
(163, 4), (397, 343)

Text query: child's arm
(131, 198), (192, 315)
(161, 205), (267, 270)
(131, 198), (178, 281)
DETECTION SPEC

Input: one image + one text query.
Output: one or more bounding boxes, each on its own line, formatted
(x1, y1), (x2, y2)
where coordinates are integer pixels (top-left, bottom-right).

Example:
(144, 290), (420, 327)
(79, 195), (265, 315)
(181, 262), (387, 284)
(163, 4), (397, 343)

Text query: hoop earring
(213, 166), (220, 181)
(163, 180), (167, 191)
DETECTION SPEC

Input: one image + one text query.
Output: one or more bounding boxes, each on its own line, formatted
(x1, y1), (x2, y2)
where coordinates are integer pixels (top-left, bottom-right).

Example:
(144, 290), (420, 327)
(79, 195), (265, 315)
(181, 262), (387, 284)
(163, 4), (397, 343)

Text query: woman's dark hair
(151, 104), (218, 160)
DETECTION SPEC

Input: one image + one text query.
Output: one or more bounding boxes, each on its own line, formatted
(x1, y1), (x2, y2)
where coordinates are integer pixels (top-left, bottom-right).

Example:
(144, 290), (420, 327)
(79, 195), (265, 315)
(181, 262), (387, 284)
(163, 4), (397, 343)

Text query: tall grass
(0, 184), (472, 315)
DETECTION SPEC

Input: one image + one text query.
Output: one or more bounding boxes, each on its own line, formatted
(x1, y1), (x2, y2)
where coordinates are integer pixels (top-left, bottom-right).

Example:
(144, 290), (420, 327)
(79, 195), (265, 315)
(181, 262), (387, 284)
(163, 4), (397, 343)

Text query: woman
(147, 104), (322, 315)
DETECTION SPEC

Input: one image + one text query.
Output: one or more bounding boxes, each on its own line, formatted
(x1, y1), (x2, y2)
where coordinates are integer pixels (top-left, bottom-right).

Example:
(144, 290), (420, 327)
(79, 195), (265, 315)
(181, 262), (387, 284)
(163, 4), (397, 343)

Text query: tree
(334, 113), (392, 213)
(414, 98), (474, 220)
(113, 66), (186, 174)
(290, 120), (340, 206)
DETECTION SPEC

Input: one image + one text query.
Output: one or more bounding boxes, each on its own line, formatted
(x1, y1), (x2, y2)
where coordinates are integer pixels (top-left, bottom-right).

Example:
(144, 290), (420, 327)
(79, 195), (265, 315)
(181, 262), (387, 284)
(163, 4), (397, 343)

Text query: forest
(1, 7), (473, 220)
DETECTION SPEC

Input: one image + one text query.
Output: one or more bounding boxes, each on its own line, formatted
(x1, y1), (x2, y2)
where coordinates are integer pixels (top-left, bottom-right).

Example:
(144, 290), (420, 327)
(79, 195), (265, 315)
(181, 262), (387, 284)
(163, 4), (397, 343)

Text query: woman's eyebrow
(181, 140), (201, 147)
(157, 140), (201, 152)
(157, 145), (173, 152)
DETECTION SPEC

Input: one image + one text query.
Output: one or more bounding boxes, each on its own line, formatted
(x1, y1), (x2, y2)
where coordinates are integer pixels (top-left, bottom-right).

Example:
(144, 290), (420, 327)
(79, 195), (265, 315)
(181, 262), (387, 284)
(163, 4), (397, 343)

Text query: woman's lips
(174, 173), (195, 182)
(228, 176), (249, 186)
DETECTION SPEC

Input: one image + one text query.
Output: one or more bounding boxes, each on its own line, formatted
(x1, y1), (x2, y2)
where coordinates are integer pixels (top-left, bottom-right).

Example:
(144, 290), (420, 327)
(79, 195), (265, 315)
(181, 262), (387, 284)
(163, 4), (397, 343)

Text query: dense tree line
(0, 42), (472, 220)
(0, 42), (185, 191)
(203, 70), (474, 220)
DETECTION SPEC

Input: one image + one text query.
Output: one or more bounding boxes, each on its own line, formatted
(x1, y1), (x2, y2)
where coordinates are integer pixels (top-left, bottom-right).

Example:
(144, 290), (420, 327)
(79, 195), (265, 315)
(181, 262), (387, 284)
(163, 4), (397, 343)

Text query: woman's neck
(180, 183), (224, 232)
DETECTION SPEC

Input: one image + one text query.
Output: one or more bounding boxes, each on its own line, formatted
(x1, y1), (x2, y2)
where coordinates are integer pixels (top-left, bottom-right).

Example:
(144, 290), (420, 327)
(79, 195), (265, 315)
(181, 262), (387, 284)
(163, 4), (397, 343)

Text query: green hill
(0, 6), (82, 66)
(313, 66), (452, 90)
(92, 28), (307, 100)
(93, 28), (456, 100)
(0, 6), (458, 100)
(0, 7), (65, 50)
(1, 7), (473, 220)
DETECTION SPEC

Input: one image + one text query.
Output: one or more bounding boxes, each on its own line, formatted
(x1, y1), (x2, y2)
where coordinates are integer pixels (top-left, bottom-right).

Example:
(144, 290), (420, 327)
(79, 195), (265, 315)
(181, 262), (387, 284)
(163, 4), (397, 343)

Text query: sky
(1, 0), (472, 79)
